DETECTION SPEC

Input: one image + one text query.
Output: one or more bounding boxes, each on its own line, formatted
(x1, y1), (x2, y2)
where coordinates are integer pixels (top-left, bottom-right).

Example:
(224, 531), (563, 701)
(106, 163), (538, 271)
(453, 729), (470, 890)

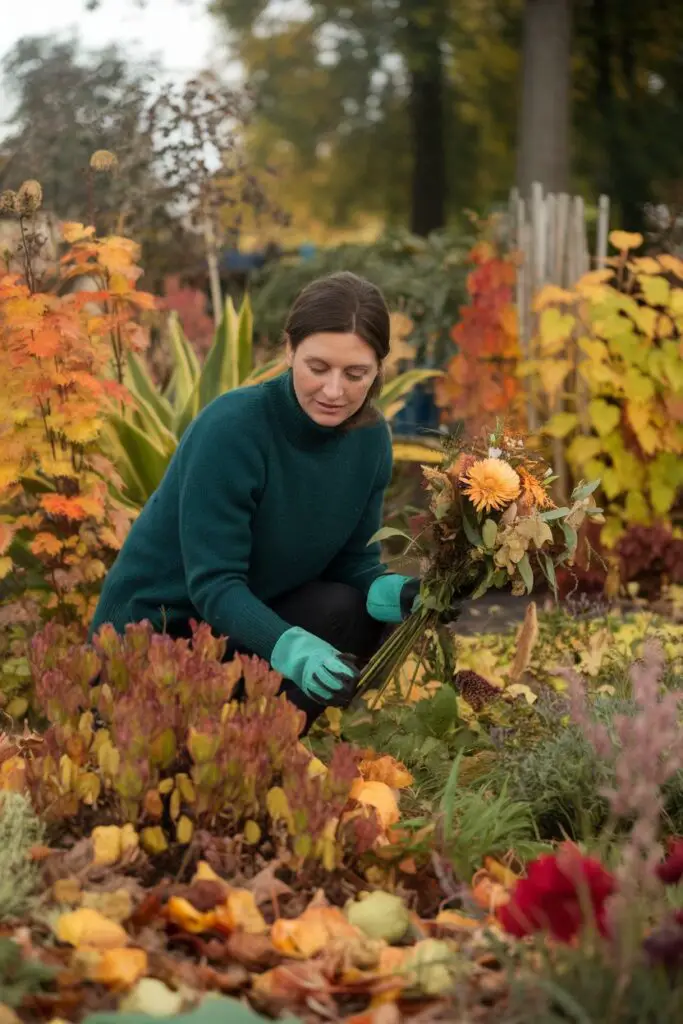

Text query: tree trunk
(405, 3), (447, 236)
(516, 0), (573, 198)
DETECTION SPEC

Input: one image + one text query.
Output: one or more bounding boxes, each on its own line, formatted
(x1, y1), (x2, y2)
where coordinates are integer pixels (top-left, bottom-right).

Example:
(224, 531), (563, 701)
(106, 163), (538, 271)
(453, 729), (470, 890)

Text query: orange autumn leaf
(61, 222), (96, 243)
(215, 889), (268, 935)
(40, 494), (91, 521)
(30, 532), (63, 558)
(271, 906), (359, 958)
(89, 947), (148, 990)
(348, 780), (400, 829)
(0, 522), (14, 556)
(470, 870), (510, 912)
(165, 896), (215, 934)
(358, 755), (413, 790)
(434, 909), (482, 932)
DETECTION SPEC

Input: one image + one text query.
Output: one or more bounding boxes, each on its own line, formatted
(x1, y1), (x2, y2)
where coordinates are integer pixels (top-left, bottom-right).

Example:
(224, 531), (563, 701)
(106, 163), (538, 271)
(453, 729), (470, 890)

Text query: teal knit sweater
(90, 371), (392, 661)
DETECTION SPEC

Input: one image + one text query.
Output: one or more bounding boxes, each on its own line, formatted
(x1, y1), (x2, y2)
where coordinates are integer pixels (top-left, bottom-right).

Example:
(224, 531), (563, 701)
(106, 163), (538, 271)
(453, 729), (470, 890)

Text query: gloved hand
(270, 626), (360, 705)
(367, 574), (463, 625)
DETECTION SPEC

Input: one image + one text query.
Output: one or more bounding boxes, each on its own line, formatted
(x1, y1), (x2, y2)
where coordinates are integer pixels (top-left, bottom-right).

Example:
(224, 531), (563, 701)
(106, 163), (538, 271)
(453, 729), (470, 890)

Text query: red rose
(656, 838), (683, 885)
(496, 844), (616, 943)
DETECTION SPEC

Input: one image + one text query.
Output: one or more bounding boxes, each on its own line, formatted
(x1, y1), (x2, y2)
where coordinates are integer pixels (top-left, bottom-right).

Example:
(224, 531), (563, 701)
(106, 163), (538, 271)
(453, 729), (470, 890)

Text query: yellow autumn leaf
(506, 683), (538, 705)
(92, 825), (126, 867)
(55, 908), (128, 949)
(89, 948), (148, 990)
(538, 359), (573, 400)
(543, 412), (579, 438)
(266, 786), (293, 830)
(243, 819), (262, 845)
(532, 284), (577, 311)
(638, 274), (670, 309)
(658, 254), (683, 279)
(140, 826), (168, 855)
(626, 402), (659, 455)
(625, 489), (651, 523)
(578, 268), (616, 286)
(609, 230), (643, 252)
(191, 861), (225, 887)
(588, 399), (621, 438)
(348, 780), (400, 829)
(484, 856), (519, 888)
(0, 557), (13, 580)
(176, 815), (193, 845)
(538, 308), (576, 354)
(630, 256), (662, 275)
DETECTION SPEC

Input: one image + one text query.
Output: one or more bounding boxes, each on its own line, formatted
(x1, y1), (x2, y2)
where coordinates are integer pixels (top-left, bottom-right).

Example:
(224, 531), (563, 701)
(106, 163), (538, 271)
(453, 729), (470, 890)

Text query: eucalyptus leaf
(482, 518), (498, 548)
(571, 478), (601, 501)
(462, 511), (483, 548)
(540, 506), (571, 521)
(517, 553), (534, 594)
(560, 521), (578, 554)
(541, 553), (558, 595)
(367, 526), (412, 546)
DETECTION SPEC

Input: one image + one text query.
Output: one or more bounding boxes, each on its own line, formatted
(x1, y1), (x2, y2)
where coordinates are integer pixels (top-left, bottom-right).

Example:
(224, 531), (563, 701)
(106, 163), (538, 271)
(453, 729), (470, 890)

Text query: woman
(90, 272), (425, 730)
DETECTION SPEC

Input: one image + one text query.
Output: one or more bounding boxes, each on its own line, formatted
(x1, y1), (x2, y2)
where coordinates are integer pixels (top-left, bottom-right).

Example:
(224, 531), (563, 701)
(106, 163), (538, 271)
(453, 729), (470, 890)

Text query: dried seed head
(0, 190), (18, 216)
(454, 670), (500, 712)
(16, 180), (43, 215)
(90, 150), (118, 172)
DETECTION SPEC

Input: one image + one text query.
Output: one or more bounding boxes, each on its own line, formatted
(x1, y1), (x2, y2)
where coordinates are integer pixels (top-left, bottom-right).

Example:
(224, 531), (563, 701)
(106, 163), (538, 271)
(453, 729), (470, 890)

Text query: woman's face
(286, 332), (380, 426)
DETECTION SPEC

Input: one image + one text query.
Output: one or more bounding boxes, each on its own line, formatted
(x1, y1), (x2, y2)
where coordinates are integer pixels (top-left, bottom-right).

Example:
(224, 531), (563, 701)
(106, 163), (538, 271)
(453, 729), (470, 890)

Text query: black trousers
(167, 581), (387, 735)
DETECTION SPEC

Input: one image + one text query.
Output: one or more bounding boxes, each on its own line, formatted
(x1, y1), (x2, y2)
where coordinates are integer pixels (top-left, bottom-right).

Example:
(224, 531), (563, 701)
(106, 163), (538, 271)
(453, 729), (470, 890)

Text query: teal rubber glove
(366, 574), (417, 624)
(270, 626), (359, 703)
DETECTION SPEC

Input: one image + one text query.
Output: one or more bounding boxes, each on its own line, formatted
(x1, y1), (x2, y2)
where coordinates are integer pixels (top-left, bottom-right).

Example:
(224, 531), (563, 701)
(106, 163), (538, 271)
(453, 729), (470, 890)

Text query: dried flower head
(518, 466), (554, 510)
(461, 457), (520, 513)
(90, 150), (118, 173)
(0, 190), (18, 216)
(454, 670), (500, 712)
(15, 180), (43, 216)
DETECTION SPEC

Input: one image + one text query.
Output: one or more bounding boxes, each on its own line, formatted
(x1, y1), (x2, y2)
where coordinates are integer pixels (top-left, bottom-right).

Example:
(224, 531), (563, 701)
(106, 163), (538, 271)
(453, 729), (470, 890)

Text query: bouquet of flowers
(358, 422), (603, 699)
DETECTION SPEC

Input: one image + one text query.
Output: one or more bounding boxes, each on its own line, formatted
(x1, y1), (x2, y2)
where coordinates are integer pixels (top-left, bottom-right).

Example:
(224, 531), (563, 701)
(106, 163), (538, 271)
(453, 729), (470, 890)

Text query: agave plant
(104, 295), (441, 508)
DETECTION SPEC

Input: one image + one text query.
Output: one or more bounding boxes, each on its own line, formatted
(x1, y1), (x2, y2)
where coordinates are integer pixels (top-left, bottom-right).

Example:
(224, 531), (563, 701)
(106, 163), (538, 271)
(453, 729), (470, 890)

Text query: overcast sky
(1, 0), (224, 89)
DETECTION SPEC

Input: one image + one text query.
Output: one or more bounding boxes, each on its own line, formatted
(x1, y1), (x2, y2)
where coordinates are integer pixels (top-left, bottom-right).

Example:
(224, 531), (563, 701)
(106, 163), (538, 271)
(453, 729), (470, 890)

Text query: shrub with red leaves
(616, 524), (683, 600)
(496, 843), (616, 943)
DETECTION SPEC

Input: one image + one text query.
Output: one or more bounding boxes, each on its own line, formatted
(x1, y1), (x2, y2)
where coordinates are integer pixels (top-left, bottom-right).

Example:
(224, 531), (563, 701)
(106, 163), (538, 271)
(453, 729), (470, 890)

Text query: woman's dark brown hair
(284, 271), (391, 424)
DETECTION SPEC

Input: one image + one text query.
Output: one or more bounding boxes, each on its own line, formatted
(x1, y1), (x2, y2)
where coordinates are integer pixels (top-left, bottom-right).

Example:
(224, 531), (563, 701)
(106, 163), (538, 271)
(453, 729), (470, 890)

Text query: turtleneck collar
(267, 370), (346, 448)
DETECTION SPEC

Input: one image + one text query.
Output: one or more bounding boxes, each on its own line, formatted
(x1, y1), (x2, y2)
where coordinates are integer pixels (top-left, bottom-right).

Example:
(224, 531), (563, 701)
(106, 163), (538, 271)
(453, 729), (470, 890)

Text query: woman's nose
(321, 372), (344, 399)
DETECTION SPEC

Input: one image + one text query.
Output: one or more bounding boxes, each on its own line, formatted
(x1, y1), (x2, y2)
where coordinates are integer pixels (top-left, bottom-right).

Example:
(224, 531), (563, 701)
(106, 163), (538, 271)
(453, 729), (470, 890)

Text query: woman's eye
(346, 372), (365, 382)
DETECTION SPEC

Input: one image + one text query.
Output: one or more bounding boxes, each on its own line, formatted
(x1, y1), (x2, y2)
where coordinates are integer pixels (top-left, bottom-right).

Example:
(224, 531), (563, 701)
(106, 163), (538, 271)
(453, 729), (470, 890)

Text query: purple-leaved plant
(561, 640), (683, 927)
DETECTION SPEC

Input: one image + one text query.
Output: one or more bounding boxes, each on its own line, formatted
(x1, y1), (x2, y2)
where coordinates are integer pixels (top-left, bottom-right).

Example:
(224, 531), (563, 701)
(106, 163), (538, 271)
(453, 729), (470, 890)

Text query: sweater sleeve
(321, 423), (393, 595)
(176, 404), (291, 662)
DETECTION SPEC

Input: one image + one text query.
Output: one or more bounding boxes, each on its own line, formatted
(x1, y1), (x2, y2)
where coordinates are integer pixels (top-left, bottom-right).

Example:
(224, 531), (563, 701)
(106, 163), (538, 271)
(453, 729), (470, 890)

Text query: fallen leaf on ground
(245, 861), (293, 907)
(470, 870), (510, 912)
(92, 825), (139, 867)
(88, 948), (148, 990)
(55, 908), (128, 949)
(358, 755), (413, 790)
(348, 781), (400, 829)
(434, 910), (482, 932)
(271, 906), (360, 958)
(215, 889), (267, 935)
(251, 961), (333, 1010)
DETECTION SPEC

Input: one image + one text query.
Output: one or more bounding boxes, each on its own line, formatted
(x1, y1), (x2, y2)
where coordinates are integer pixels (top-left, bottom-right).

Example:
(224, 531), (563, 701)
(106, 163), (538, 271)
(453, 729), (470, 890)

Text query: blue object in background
(299, 242), (317, 261)
(392, 376), (441, 438)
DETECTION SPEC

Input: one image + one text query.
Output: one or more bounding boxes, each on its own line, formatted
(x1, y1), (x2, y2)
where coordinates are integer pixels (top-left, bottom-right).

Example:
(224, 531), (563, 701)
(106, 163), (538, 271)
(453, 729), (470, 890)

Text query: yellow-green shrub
(521, 231), (683, 547)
